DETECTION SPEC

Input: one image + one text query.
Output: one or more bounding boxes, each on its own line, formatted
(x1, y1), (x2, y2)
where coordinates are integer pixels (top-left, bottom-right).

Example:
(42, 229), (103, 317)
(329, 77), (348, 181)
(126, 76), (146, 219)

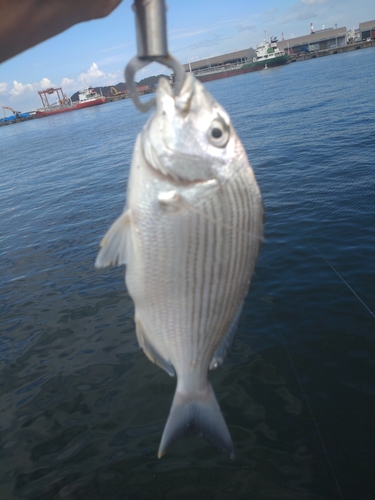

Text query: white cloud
(99, 43), (130, 53)
(234, 23), (256, 33)
(9, 77), (56, 97)
(169, 27), (213, 41)
(10, 81), (37, 97)
(2, 64), (122, 110)
(61, 77), (74, 85)
(187, 33), (233, 51)
(108, 71), (121, 81)
(57, 65), (122, 96)
(78, 62), (105, 84)
(40, 77), (53, 89)
(75, 63), (122, 86)
(262, 7), (280, 21)
(302, 0), (329, 4)
(281, 3), (319, 24)
(60, 77), (76, 93)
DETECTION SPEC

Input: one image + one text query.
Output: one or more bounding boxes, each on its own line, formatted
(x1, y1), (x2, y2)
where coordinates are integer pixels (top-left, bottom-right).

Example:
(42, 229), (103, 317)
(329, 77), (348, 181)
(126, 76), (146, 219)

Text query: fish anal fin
(158, 382), (234, 459)
(135, 317), (175, 377)
(95, 210), (131, 268)
(209, 302), (244, 370)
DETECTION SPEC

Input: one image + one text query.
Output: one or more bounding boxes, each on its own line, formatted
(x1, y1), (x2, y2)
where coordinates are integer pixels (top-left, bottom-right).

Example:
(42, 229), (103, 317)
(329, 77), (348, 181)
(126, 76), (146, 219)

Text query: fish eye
(208, 118), (229, 148)
(212, 127), (222, 139)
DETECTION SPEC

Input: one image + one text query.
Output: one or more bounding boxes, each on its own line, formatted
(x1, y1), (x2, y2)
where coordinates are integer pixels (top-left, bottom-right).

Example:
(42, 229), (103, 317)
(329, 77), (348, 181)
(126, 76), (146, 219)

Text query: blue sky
(0, 0), (374, 111)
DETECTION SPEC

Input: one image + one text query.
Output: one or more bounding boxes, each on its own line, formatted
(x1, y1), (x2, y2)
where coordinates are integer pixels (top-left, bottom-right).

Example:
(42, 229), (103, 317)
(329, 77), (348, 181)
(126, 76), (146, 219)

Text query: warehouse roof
(277, 27), (346, 50)
(359, 20), (375, 31)
(183, 48), (255, 72)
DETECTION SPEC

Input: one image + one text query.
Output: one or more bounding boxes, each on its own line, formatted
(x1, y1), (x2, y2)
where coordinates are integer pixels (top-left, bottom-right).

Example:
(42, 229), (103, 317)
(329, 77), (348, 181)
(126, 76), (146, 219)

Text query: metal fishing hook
(125, 0), (186, 112)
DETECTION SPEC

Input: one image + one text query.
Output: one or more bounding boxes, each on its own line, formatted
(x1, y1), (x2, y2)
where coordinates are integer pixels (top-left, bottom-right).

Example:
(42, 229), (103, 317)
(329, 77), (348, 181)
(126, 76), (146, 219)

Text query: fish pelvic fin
(158, 382), (234, 459)
(135, 317), (175, 377)
(95, 210), (131, 268)
(210, 302), (244, 371)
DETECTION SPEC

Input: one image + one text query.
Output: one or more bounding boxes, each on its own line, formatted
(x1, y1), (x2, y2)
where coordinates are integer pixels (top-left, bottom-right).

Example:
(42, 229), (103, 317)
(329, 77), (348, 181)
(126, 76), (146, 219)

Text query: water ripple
(0, 48), (375, 499)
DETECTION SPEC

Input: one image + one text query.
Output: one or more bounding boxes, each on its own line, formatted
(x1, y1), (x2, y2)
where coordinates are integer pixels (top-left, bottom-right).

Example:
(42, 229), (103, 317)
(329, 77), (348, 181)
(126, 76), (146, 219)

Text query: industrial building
(276, 20), (375, 54)
(277, 25), (347, 54)
(182, 19), (375, 73)
(182, 48), (255, 73)
(359, 20), (375, 41)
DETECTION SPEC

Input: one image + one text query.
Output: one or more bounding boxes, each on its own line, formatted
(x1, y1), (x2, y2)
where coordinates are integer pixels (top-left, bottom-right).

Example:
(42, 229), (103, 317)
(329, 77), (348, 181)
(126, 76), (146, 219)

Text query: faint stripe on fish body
(195, 209), (211, 363)
(220, 171), (256, 332)
(172, 213), (192, 363)
(207, 185), (237, 344)
(225, 177), (244, 290)
(190, 213), (202, 361)
(204, 198), (228, 355)
(200, 201), (225, 361)
(178, 211), (201, 367)
(239, 169), (259, 287)
(195, 209), (217, 366)
(196, 213), (206, 354)
(202, 201), (219, 350)
(215, 175), (246, 334)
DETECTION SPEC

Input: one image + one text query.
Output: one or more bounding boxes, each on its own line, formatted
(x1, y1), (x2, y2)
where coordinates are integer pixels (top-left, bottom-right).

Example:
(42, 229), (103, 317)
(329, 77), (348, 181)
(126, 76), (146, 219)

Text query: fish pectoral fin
(158, 382), (234, 459)
(95, 210), (131, 268)
(135, 317), (175, 377)
(157, 180), (219, 214)
(209, 302), (244, 370)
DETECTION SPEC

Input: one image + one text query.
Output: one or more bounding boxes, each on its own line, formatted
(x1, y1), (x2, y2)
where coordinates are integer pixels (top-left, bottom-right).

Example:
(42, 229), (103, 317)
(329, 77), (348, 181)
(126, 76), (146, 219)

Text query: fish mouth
(156, 74), (194, 117)
(143, 136), (215, 185)
(157, 76), (174, 97)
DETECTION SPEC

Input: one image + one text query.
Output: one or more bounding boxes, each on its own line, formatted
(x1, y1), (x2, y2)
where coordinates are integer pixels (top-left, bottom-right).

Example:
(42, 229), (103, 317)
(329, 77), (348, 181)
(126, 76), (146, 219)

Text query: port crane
(2, 105), (21, 118)
(110, 86), (127, 96)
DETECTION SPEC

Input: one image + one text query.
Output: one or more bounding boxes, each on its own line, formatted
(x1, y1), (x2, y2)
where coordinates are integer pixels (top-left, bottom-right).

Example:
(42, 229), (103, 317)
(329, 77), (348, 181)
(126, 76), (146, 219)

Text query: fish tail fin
(158, 382), (234, 459)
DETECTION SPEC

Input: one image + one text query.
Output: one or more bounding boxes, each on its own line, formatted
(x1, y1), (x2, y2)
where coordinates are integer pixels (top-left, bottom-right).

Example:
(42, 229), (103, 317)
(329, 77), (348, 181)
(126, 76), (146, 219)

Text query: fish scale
(96, 74), (263, 458)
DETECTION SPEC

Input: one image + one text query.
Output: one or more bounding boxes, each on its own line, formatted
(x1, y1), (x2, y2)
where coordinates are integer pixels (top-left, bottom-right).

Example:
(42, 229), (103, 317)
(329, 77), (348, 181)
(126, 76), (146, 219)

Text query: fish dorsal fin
(95, 210), (131, 268)
(135, 317), (175, 377)
(209, 302), (244, 370)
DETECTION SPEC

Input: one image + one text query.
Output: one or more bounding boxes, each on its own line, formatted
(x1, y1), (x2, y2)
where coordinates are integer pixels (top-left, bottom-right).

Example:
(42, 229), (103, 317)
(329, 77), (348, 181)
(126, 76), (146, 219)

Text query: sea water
(0, 47), (374, 499)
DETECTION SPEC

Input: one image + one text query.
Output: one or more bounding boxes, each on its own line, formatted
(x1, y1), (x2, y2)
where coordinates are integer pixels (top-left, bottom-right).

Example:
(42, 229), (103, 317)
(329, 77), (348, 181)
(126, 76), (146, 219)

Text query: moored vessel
(191, 62), (262, 83)
(243, 33), (289, 69)
(173, 32), (289, 84)
(35, 86), (106, 118)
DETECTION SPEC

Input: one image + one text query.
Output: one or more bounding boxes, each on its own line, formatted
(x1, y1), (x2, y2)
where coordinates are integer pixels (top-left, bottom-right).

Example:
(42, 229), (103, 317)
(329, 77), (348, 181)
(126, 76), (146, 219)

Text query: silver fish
(95, 74), (263, 458)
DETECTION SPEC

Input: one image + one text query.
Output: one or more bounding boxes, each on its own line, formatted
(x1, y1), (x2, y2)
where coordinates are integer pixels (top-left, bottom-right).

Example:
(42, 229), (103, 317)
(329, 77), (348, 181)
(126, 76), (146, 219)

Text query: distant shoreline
(2, 40), (374, 127)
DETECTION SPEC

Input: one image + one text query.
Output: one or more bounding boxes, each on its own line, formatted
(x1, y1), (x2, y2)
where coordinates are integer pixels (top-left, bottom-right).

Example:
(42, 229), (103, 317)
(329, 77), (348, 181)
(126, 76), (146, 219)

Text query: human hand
(0, 0), (123, 63)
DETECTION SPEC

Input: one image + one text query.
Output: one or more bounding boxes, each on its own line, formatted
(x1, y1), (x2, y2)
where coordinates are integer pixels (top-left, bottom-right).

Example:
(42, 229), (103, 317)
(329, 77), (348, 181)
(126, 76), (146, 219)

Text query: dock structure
(2, 20), (375, 127)
(0, 105), (33, 126)
(182, 19), (375, 77)
(284, 38), (375, 64)
(276, 20), (375, 59)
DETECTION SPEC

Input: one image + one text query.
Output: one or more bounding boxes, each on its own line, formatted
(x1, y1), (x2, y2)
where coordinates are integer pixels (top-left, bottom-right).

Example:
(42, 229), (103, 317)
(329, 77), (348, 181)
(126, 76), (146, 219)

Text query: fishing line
(269, 308), (344, 500)
(309, 243), (375, 320)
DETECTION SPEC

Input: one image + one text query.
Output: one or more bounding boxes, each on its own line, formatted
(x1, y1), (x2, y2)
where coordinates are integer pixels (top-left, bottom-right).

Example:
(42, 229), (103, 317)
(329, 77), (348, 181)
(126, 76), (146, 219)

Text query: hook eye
(124, 56), (155, 112)
(124, 54), (186, 113)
